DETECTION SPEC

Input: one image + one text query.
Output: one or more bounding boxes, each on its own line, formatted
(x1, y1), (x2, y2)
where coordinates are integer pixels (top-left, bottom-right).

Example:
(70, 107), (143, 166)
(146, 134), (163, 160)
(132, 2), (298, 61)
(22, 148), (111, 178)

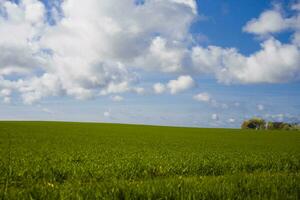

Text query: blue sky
(0, 0), (300, 127)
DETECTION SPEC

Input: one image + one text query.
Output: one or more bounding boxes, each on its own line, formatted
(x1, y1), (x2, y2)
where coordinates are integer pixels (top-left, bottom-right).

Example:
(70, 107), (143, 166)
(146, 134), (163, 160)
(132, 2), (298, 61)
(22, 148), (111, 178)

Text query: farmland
(0, 121), (299, 199)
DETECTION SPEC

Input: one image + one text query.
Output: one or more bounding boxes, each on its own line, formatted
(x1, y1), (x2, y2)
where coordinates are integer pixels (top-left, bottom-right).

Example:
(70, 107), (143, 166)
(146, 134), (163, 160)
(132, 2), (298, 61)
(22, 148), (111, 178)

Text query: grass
(0, 121), (299, 199)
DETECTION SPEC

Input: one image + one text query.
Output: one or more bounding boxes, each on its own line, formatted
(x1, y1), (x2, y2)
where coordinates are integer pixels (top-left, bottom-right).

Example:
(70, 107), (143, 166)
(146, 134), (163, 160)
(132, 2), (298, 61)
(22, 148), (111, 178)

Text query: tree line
(241, 118), (300, 131)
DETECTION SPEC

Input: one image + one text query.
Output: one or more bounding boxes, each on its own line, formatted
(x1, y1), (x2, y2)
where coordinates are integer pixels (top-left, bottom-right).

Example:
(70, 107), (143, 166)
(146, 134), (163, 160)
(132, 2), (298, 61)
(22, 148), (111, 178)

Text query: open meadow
(0, 121), (299, 199)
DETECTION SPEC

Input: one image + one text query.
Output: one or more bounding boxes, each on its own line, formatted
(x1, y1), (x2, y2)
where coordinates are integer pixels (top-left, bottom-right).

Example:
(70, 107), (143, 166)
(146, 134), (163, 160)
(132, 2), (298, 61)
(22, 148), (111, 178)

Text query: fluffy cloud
(20, 73), (63, 104)
(192, 38), (300, 84)
(193, 92), (211, 102)
(242, 3), (300, 37)
(0, 0), (196, 103)
(193, 92), (229, 110)
(243, 9), (289, 35)
(167, 75), (195, 94)
(228, 118), (236, 123)
(111, 95), (124, 102)
(153, 75), (195, 94)
(153, 83), (166, 94)
(0, 88), (11, 96)
(1, 0), (300, 104)
(172, 0), (197, 14)
(191, 3), (300, 84)
(0, 88), (11, 103)
(212, 113), (219, 121)
(139, 37), (189, 73)
(241, 3), (300, 78)
(257, 104), (265, 111)
(103, 111), (111, 118)
(2, 97), (11, 104)
(133, 87), (145, 95)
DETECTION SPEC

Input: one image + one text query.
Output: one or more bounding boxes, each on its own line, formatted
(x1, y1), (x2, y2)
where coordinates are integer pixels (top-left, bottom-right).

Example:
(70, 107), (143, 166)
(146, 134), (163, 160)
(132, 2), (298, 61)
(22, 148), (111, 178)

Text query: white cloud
(111, 95), (124, 102)
(20, 73), (64, 104)
(228, 118), (235, 123)
(191, 4), (300, 84)
(257, 104), (265, 111)
(1, 0), (300, 105)
(167, 75), (195, 94)
(1, 88), (11, 104)
(193, 92), (211, 102)
(193, 92), (229, 110)
(212, 113), (219, 121)
(100, 81), (131, 96)
(0, 0), (197, 103)
(0, 0), (48, 78)
(242, 3), (300, 37)
(3, 96), (11, 104)
(153, 83), (166, 94)
(243, 9), (289, 35)
(133, 87), (145, 95)
(103, 111), (110, 118)
(154, 76), (195, 95)
(0, 88), (11, 96)
(139, 36), (189, 73)
(192, 38), (300, 84)
(24, 0), (45, 24)
(172, 0), (197, 14)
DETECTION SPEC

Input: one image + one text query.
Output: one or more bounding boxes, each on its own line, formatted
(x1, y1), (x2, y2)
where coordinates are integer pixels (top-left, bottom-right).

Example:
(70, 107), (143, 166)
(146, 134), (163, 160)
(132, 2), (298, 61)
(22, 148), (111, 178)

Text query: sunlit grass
(0, 121), (299, 199)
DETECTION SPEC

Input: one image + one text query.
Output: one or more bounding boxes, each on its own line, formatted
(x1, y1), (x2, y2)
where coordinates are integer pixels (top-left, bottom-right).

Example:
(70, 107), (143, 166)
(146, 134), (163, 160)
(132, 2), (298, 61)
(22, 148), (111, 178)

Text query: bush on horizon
(241, 118), (299, 131)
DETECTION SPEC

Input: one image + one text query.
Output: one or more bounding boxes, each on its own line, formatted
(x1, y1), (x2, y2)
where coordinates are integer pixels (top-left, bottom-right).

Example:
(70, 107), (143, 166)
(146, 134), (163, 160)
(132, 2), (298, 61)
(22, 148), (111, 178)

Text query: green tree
(241, 118), (266, 130)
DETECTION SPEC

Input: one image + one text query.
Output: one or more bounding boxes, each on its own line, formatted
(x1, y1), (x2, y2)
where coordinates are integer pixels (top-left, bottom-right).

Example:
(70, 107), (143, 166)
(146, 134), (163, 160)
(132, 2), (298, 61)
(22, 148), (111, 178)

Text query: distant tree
(242, 118), (299, 131)
(266, 122), (274, 130)
(292, 124), (300, 131)
(241, 118), (266, 130)
(267, 122), (292, 130)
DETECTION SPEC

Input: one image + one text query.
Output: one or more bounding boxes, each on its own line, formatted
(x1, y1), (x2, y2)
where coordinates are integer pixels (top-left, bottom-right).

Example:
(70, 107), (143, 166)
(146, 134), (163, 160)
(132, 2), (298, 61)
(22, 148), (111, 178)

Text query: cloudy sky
(0, 0), (300, 127)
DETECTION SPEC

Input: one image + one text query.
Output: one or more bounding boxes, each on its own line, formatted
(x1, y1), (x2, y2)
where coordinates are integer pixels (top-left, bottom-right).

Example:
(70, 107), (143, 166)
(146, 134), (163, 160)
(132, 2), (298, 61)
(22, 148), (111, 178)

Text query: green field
(0, 121), (299, 199)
